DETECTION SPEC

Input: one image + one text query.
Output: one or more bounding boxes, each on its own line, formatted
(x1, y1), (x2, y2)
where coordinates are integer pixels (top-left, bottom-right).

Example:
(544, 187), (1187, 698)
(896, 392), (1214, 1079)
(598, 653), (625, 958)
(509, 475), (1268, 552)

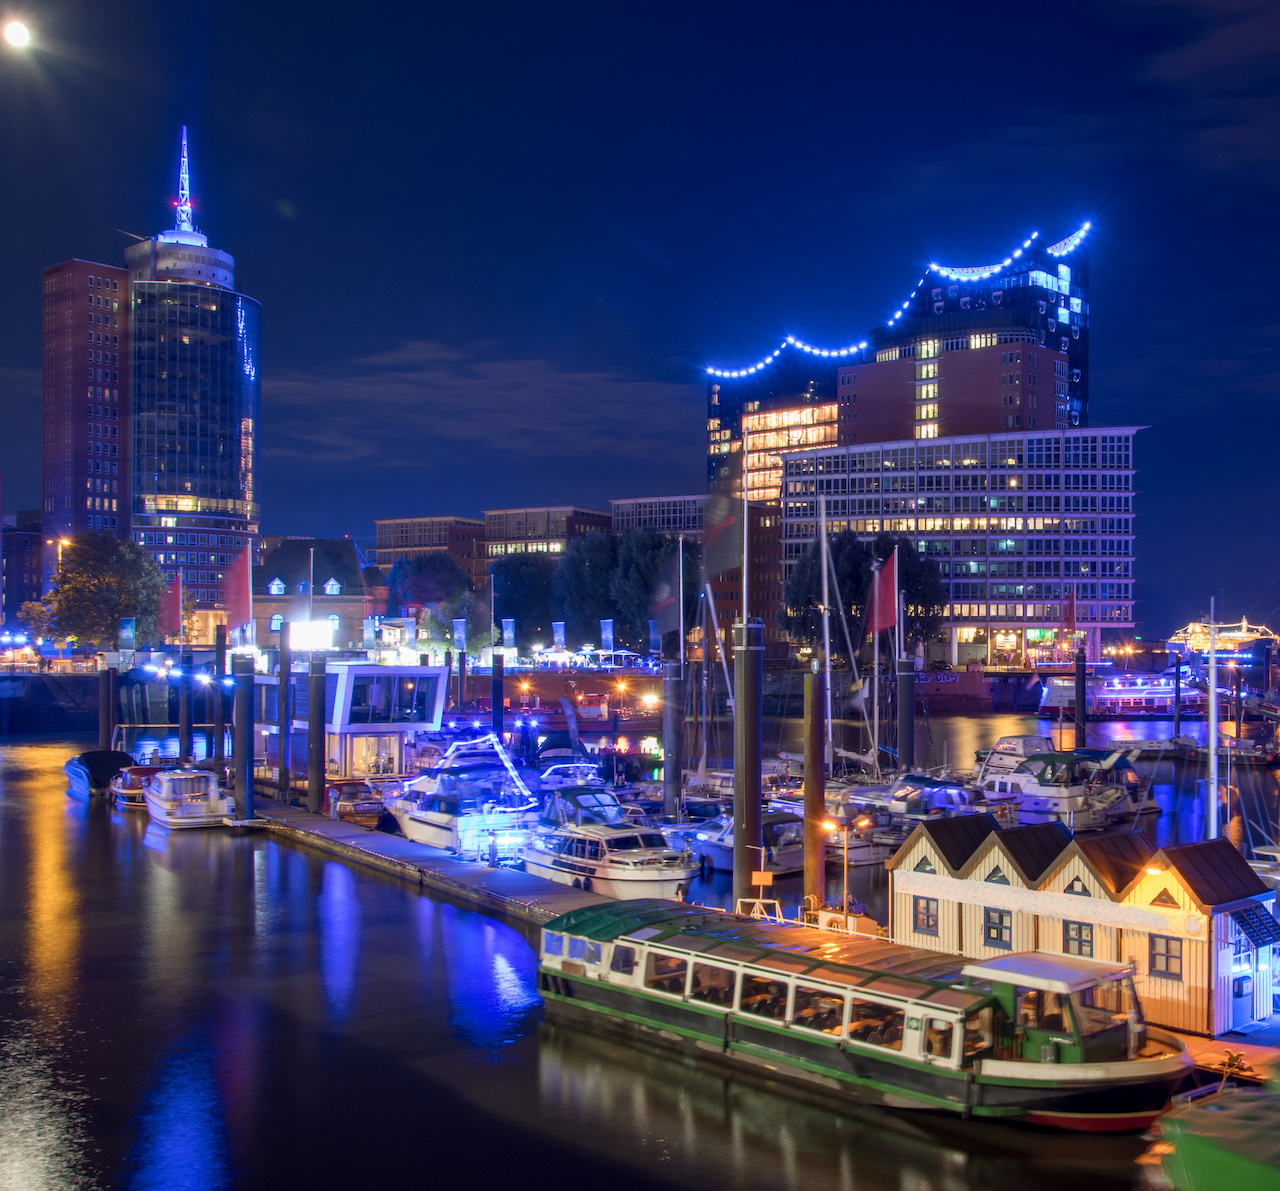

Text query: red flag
(868, 547), (897, 633)
(226, 545), (252, 631)
(1063, 587), (1076, 633)
(160, 574), (182, 638)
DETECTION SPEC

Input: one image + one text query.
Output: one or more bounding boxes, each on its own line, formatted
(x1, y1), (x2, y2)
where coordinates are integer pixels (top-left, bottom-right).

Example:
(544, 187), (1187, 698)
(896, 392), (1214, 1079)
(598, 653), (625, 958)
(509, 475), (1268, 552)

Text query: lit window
(269, 614), (283, 631)
(327, 613), (340, 627)
(1064, 921), (1093, 957)
(913, 896), (939, 935)
(983, 907), (1013, 949)
(323, 578), (341, 595)
(267, 578), (285, 596)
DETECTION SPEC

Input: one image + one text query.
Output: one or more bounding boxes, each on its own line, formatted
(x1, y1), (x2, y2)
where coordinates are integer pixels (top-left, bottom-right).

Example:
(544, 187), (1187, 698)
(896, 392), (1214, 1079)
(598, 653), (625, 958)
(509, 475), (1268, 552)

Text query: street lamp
(823, 818), (851, 918)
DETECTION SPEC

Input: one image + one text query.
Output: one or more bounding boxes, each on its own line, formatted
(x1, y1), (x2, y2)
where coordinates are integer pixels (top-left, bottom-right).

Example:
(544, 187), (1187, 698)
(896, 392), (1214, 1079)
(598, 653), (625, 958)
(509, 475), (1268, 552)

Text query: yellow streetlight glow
(4, 21), (31, 47)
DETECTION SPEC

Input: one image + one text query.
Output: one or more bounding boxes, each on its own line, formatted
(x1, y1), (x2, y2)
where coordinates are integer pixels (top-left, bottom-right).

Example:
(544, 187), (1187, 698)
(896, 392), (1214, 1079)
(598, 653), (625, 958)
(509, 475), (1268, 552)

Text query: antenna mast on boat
(1208, 596), (1218, 839)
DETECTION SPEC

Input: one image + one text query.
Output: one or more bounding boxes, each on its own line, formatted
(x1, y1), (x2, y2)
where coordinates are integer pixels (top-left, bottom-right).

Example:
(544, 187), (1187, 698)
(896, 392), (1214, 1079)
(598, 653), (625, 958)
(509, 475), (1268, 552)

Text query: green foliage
(18, 595), (54, 639)
(551, 531), (619, 648)
(782, 532), (946, 655)
(610, 530), (668, 651)
(387, 552), (471, 610)
(491, 552), (557, 651)
(45, 532), (168, 647)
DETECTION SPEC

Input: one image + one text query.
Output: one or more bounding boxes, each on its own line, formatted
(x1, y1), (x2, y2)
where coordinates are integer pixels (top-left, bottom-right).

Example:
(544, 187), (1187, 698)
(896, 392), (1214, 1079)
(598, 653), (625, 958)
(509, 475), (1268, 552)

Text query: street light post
(823, 818), (851, 919)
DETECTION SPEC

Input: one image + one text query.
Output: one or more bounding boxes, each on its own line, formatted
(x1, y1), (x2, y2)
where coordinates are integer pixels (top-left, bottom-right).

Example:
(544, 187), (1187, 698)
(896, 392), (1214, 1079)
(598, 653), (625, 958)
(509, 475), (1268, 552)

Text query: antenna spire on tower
(175, 126), (194, 232)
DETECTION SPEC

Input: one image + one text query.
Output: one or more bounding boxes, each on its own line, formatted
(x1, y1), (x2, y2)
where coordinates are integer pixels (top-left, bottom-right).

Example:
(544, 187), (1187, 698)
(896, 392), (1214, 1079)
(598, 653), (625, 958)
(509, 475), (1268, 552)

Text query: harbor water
(0, 726), (1274, 1189)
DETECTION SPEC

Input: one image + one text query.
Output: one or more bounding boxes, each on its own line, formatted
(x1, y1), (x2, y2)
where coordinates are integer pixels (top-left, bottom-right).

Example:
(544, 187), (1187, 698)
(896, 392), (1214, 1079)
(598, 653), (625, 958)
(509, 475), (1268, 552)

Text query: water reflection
(125, 1028), (233, 1191)
(318, 862), (360, 1021)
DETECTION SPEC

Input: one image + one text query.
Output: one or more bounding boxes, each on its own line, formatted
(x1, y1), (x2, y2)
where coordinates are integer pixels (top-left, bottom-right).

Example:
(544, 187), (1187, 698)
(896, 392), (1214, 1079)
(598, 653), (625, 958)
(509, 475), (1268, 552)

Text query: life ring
(995, 802), (1010, 820)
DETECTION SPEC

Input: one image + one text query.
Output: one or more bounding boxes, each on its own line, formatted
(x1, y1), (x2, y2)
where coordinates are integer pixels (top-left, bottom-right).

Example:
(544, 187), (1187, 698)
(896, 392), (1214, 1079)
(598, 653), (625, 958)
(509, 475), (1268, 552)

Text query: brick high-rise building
(40, 257), (131, 585)
(706, 222), (1092, 502)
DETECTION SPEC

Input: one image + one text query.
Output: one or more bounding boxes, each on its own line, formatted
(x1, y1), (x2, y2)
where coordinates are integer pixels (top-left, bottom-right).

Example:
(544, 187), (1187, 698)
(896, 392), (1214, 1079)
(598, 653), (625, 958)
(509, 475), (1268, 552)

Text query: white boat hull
(143, 792), (235, 829)
(520, 853), (695, 900)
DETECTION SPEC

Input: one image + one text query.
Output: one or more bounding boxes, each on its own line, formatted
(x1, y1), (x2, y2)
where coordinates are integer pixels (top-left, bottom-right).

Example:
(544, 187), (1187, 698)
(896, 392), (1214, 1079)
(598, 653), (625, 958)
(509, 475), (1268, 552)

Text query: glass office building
(125, 160), (260, 638)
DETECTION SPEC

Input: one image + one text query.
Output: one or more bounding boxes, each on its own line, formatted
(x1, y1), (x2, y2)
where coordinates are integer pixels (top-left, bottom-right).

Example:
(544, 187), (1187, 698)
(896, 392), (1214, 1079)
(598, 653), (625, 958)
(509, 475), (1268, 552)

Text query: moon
(4, 20), (31, 47)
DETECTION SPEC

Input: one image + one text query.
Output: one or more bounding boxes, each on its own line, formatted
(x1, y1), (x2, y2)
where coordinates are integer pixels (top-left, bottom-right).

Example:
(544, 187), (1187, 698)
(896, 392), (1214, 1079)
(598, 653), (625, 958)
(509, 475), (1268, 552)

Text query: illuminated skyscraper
(124, 128), (261, 642)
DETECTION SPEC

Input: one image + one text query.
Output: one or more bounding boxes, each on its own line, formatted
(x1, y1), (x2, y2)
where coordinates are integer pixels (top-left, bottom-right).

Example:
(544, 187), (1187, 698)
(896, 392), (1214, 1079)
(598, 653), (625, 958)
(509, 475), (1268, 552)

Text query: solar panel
(1230, 904), (1280, 948)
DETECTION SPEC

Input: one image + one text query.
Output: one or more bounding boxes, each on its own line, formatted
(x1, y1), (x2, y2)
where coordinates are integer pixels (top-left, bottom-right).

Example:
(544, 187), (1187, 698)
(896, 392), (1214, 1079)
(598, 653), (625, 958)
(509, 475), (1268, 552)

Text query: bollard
(307, 657), (325, 813)
(732, 619), (763, 908)
(492, 652), (504, 738)
(178, 652), (193, 761)
(214, 625), (227, 765)
(1074, 648), (1087, 750)
(896, 657), (916, 772)
(279, 634), (292, 801)
(232, 654), (254, 820)
(662, 663), (682, 820)
(803, 667), (826, 911)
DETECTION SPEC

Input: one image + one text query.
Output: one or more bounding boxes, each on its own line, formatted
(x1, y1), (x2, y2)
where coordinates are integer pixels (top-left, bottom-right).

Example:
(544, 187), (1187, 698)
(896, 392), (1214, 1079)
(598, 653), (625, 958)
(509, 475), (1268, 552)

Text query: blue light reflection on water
(421, 898), (540, 1050)
(124, 1028), (233, 1191)
(318, 862), (360, 1022)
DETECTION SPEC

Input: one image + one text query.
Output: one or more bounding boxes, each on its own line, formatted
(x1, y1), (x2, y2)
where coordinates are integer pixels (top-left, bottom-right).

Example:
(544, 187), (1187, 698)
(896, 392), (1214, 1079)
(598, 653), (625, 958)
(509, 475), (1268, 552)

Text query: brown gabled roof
(1075, 832), (1156, 896)
(1161, 838), (1268, 909)
(991, 822), (1074, 884)
(918, 814), (1000, 873)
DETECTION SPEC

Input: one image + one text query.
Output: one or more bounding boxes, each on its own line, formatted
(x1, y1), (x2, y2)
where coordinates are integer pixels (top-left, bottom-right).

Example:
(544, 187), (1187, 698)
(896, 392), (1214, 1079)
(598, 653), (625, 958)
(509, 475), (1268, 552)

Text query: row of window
(265, 577), (343, 596)
(268, 613), (340, 631)
(911, 897), (1183, 977)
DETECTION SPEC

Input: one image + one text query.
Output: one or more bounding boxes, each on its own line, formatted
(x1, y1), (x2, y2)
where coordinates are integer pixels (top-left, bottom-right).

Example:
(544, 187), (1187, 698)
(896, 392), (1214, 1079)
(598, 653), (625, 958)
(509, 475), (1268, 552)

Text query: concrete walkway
(1171, 1026), (1280, 1085)
(249, 796), (608, 925)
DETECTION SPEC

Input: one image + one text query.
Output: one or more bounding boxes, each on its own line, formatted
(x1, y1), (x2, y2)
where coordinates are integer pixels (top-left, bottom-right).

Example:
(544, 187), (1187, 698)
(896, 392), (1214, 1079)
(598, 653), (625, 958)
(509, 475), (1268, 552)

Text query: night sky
(0, 0), (1276, 638)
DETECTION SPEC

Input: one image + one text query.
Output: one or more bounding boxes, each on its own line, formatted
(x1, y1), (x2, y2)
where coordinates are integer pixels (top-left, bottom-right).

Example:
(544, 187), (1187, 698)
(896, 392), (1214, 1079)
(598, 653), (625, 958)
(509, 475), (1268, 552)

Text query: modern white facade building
(778, 427), (1139, 666)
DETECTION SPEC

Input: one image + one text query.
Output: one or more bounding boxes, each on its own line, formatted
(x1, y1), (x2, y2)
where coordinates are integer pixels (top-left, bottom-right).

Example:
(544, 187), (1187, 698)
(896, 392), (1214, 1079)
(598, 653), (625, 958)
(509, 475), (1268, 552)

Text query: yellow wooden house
(888, 816), (1279, 1036)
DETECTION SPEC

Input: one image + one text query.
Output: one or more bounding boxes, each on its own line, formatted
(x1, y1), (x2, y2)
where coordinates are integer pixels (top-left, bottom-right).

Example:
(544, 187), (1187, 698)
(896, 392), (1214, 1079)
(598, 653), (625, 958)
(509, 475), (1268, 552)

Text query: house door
(1231, 949), (1256, 1030)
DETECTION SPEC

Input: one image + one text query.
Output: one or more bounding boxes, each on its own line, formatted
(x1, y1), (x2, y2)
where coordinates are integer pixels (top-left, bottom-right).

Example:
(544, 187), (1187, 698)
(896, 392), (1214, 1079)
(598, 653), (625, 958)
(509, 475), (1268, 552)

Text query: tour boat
(108, 765), (163, 810)
(385, 733), (538, 857)
(517, 824), (699, 898)
(1039, 670), (1206, 719)
(538, 900), (1191, 1131)
(143, 769), (234, 829)
(690, 810), (805, 874)
(1139, 1086), (1280, 1189)
(64, 749), (135, 799)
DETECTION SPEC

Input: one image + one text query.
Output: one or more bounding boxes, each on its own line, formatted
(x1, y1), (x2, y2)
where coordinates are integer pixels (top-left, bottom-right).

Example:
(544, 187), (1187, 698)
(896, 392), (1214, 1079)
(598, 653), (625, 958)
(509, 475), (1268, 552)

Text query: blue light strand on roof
(704, 335), (869, 378)
(706, 221), (1092, 374)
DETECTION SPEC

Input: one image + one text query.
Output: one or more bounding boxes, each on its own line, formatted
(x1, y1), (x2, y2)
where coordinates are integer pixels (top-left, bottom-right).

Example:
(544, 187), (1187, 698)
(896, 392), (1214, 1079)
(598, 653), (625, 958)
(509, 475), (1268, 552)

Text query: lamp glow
(4, 21), (31, 47)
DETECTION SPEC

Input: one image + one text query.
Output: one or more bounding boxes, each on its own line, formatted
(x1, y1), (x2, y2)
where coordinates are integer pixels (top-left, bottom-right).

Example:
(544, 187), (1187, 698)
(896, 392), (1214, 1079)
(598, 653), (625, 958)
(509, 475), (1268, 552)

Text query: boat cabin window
(608, 834), (668, 851)
(1070, 978), (1140, 1035)
(739, 975), (788, 1019)
(610, 945), (636, 975)
(689, 963), (736, 1006)
(568, 937), (602, 965)
(792, 986), (844, 1034)
(565, 838), (605, 861)
(847, 997), (905, 1049)
(544, 932), (564, 956)
(924, 1018), (955, 1059)
(1016, 988), (1067, 1032)
(963, 1007), (994, 1057)
(644, 952), (688, 995)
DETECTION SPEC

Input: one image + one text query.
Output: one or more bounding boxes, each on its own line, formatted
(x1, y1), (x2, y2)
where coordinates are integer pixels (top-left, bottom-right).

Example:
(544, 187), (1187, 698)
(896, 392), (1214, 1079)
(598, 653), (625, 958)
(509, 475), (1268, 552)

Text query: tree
(611, 531), (700, 654)
(42, 531), (168, 647)
(18, 595), (54, 639)
(782, 532), (946, 655)
(386, 552), (471, 612)
(490, 552), (557, 651)
(551, 531), (619, 649)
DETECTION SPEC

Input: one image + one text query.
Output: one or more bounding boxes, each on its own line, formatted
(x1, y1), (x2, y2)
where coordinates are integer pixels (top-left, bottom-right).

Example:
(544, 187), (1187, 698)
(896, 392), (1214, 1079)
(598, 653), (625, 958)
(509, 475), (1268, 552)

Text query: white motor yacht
(517, 823), (699, 899)
(385, 733), (538, 858)
(984, 749), (1151, 831)
(143, 769), (234, 829)
(537, 762), (606, 792)
(691, 811), (805, 874)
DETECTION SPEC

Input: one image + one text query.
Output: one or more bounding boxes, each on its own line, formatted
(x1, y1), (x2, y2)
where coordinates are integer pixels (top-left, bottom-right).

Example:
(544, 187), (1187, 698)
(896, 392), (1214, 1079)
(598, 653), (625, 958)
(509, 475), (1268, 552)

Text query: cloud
(262, 340), (706, 468)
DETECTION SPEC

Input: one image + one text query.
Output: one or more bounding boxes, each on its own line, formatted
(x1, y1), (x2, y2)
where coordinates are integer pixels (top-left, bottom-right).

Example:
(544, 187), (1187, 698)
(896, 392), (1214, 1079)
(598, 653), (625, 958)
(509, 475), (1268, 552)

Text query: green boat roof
(543, 900), (985, 1000)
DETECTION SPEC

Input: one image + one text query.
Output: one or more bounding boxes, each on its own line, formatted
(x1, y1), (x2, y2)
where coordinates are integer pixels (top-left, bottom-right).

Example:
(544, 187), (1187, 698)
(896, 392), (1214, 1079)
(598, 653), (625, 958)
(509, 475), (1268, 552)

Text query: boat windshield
(1070, 977), (1142, 1036)
(607, 833), (668, 851)
(1018, 757), (1078, 786)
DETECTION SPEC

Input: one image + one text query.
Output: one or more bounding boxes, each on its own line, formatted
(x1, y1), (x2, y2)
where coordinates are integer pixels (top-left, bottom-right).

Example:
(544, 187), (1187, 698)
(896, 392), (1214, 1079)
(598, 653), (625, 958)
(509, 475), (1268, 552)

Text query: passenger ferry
(538, 901), (1190, 1131)
(518, 824), (699, 898)
(1039, 670), (1205, 719)
(143, 769), (234, 829)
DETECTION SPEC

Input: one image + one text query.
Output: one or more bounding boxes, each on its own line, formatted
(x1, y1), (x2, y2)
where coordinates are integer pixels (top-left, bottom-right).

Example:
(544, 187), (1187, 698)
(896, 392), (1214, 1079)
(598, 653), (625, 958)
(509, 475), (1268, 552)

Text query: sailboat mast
(872, 559), (880, 775)
(1208, 596), (1219, 839)
(819, 496), (832, 747)
(742, 433), (749, 627)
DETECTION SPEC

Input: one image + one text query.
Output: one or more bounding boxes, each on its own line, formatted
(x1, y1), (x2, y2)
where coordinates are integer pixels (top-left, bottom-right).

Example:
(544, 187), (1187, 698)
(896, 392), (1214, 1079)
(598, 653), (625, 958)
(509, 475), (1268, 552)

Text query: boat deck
(251, 796), (609, 925)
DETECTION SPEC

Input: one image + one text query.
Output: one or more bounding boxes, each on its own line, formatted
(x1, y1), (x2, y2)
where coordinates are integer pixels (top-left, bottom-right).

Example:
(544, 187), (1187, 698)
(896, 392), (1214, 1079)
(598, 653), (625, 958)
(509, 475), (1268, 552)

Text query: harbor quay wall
(0, 675), (192, 735)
